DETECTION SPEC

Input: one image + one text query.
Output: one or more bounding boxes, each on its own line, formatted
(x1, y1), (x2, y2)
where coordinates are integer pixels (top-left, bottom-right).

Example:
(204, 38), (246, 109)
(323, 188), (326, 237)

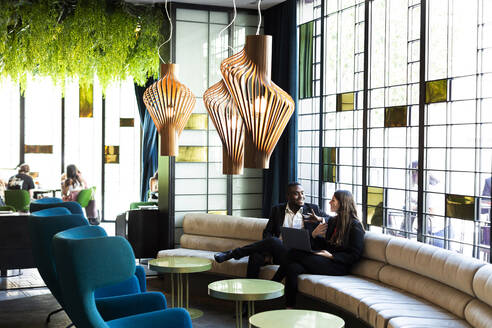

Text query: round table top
(249, 309), (344, 328)
(208, 279), (284, 301)
(148, 256), (212, 273)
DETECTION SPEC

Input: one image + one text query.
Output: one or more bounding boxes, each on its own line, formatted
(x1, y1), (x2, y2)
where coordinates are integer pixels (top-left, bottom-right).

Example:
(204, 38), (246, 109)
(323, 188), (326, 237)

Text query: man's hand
(311, 222), (327, 238)
(303, 209), (323, 223)
(314, 250), (333, 259)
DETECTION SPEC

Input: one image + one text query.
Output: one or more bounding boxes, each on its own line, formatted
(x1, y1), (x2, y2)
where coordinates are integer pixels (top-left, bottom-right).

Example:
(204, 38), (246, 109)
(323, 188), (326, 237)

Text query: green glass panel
(384, 106), (408, 127)
(176, 146), (208, 162)
(425, 79), (448, 104)
(105, 145), (119, 164)
(79, 84), (93, 118)
(336, 92), (354, 111)
(322, 147), (337, 165)
(299, 21), (313, 99)
(24, 145), (53, 154)
(446, 194), (475, 220)
(120, 118), (134, 127)
(322, 164), (336, 183)
(185, 113), (208, 130)
(367, 187), (384, 226)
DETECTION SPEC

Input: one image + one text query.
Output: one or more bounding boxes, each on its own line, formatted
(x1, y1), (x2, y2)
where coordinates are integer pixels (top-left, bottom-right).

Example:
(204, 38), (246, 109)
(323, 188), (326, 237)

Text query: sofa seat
(157, 248), (278, 279)
(297, 273), (470, 328)
(387, 317), (471, 328)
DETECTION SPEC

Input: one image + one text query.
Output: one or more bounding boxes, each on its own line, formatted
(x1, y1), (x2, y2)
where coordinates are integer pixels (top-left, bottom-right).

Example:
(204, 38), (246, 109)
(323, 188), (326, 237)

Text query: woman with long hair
(272, 190), (365, 308)
(61, 164), (87, 201)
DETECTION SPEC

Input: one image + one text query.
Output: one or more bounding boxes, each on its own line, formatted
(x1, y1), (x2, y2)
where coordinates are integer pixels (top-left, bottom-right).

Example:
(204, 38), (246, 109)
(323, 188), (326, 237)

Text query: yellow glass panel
(425, 79), (447, 104)
(176, 146), (208, 162)
(208, 210), (227, 215)
(185, 113), (208, 130)
(336, 92), (354, 111)
(24, 145), (53, 154)
(120, 118), (134, 127)
(385, 106), (407, 127)
(79, 84), (94, 118)
(367, 187), (384, 226)
(446, 194), (475, 220)
(104, 145), (119, 164)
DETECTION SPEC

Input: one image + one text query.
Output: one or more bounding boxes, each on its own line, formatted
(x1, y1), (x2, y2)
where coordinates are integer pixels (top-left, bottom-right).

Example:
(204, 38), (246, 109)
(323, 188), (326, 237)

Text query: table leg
(236, 300), (243, 328)
(170, 273), (174, 308)
(247, 301), (255, 328)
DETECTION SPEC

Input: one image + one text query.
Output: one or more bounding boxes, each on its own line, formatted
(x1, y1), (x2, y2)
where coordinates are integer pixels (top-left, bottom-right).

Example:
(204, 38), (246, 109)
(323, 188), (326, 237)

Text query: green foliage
(0, 0), (163, 92)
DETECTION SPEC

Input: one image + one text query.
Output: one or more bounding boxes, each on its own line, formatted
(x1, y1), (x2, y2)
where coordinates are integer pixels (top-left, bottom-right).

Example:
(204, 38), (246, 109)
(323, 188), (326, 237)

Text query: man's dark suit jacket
(262, 203), (328, 239)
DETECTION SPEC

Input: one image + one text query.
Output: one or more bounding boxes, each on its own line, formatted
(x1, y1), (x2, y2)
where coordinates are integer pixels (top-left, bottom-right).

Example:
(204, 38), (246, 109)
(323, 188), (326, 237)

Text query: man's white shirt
(283, 204), (304, 229)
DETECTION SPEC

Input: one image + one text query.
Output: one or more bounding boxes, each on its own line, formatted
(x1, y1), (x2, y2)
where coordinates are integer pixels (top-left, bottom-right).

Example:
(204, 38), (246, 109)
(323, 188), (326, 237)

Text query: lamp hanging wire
(157, 0), (173, 64)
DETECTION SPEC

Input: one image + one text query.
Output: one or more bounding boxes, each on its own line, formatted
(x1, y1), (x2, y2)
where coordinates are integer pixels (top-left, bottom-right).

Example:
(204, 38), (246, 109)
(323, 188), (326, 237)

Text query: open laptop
(281, 227), (315, 253)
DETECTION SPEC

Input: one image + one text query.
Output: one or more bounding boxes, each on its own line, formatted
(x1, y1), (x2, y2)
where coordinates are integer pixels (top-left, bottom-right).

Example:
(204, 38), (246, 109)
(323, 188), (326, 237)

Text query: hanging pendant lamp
(221, 35), (294, 169)
(143, 63), (196, 156)
(204, 80), (244, 175)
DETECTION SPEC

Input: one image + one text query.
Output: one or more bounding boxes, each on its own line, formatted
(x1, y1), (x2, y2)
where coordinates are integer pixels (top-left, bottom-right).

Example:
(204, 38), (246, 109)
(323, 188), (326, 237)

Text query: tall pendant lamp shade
(221, 35), (295, 169)
(143, 63), (196, 156)
(204, 80), (244, 175)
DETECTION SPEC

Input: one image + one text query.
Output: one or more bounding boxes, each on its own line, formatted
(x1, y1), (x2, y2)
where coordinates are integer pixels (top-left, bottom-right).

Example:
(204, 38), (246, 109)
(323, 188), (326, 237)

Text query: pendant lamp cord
(256, 0), (262, 35)
(158, 0), (173, 64)
(218, 0), (237, 55)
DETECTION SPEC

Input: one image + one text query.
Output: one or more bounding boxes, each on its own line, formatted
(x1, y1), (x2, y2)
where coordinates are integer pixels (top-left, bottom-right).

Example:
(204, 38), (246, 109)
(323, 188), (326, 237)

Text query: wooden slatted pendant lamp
(220, 34), (295, 169)
(143, 64), (196, 156)
(204, 80), (244, 175)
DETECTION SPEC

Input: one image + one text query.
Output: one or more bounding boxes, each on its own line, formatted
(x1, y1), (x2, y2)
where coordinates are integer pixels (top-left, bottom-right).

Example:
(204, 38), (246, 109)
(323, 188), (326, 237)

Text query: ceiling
(125, 0), (286, 10)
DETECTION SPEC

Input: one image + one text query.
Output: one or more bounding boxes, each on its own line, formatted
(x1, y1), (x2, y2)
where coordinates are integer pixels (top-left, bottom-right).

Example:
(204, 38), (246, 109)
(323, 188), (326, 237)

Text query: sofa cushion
(157, 248), (277, 279)
(363, 232), (392, 262)
(387, 317), (471, 328)
(182, 213), (267, 241)
(385, 237), (483, 296)
(180, 234), (257, 252)
(464, 299), (492, 328)
(472, 264), (492, 307)
(351, 259), (386, 281)
(379, 265), (473, 318)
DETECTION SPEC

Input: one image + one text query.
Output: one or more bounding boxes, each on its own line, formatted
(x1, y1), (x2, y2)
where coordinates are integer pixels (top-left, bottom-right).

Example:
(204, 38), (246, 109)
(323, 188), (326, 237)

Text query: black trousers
(272, 249), (348, 307)
(231, 237), (287, 278)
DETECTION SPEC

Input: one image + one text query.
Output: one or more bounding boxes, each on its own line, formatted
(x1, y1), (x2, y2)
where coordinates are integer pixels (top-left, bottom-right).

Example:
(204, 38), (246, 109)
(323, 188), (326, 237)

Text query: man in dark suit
(214, 182), (328, 279)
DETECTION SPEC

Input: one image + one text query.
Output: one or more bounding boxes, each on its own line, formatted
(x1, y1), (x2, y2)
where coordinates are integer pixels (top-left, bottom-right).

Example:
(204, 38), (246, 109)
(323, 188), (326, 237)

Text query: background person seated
(149, 171), (158, 201)
(61, 164), (87, 202)
(7, 163), (35, 198)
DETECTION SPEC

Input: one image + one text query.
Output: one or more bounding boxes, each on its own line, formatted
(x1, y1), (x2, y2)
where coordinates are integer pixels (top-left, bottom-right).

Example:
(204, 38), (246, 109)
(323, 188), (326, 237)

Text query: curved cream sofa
(157, 213), (492, 328)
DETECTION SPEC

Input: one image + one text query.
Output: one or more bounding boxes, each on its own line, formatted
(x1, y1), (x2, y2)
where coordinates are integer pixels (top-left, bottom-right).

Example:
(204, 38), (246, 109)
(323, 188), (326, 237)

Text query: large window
(0, 76), (141, 232)
(298, 0), (491, 262)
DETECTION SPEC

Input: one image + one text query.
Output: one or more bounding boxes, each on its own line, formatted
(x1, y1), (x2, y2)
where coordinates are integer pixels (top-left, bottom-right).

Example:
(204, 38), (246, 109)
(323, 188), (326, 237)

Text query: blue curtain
(134, 80), (158, 201)
(262, 0), (298, 216)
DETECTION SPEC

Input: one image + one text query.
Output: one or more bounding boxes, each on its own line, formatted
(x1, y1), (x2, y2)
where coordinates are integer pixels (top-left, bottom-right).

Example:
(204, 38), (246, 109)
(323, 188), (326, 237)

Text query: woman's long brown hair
(329, 190), (360, 246)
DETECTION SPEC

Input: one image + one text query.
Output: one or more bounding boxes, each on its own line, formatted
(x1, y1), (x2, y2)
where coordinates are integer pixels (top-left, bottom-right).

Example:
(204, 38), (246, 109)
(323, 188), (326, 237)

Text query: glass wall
(174, 7), (264, 244)
(297, 0), (491, 261)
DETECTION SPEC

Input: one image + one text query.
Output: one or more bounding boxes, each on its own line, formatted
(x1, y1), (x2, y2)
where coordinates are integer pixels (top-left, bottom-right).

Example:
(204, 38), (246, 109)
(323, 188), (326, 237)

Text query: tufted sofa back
(180, 213), (268, 252)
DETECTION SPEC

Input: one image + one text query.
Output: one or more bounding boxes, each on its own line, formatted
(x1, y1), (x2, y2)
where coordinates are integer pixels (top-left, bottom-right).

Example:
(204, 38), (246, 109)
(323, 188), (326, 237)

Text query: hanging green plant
(0, 0), (164, 92)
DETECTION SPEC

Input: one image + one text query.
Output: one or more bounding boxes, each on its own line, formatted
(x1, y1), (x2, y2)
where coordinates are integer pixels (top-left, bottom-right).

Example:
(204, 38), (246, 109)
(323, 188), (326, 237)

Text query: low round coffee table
(208, 279), (284, 328)
(149, 256), (212, 319)
(249, 309), (345, 328)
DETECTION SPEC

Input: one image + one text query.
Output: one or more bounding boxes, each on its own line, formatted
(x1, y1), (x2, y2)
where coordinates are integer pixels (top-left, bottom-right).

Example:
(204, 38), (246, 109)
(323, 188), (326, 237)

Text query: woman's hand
(311, 222), (327, 238)
(303, 209), (324, 223)
(314, 250), (334, 259)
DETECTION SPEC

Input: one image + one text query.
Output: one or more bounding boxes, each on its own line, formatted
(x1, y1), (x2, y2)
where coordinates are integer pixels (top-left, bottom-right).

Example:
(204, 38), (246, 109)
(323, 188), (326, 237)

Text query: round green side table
(149, 256), (212, 319)
(249, 309), (345, 328)
(208, 279), (284, 328)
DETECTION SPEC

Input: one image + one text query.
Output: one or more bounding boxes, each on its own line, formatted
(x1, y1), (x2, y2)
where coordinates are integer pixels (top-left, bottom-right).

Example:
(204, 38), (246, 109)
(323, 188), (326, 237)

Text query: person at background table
(149, 171), (158, 201)
(272, 190), (365, 308)
(0, 178), (6, 205)
(7, 163), (35, 199)
(61, 164), (87, 202)
(214, 182), (327, 279)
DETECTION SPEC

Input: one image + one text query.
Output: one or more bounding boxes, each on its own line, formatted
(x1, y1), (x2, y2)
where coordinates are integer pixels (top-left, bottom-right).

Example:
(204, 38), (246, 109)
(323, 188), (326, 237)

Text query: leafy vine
(0, 0), (164, 92)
